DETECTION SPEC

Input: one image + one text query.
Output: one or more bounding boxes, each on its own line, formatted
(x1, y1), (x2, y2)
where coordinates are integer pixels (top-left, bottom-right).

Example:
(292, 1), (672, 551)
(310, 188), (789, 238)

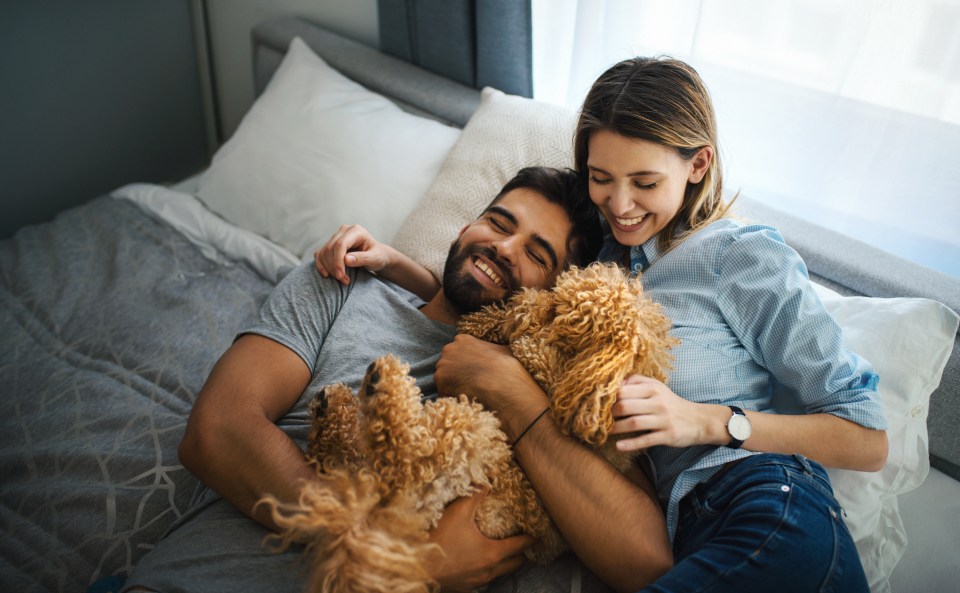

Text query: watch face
(728, 414), (752, 441)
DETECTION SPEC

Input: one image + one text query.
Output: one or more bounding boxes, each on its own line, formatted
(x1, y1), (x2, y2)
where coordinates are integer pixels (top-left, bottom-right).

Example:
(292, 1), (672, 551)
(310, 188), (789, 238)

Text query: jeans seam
(818, 495), (842, 593)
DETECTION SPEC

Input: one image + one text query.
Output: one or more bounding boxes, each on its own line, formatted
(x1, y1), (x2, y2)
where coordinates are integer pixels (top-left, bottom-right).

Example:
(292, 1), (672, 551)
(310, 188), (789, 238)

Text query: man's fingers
(494, 532), (536, 557)
(488, 551), (528, 581)
(462, 485), (490, 511)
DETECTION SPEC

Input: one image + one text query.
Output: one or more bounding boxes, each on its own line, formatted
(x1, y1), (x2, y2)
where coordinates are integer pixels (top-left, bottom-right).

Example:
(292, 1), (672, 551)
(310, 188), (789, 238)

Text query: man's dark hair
(489, 167), (602, 267)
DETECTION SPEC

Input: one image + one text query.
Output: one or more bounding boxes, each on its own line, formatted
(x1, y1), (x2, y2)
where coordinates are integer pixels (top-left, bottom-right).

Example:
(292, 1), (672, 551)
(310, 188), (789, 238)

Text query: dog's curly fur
(259, 262), (678, 593)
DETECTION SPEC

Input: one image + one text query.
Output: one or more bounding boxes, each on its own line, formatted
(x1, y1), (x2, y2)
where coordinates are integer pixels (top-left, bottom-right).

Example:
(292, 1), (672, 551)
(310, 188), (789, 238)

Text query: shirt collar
(596, 216), (664, 275)
(630, 235), (662, 275)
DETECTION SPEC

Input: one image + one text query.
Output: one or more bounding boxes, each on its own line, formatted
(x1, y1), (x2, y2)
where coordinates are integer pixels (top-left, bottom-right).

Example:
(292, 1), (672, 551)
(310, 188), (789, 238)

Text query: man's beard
(441, 240), (519, 316)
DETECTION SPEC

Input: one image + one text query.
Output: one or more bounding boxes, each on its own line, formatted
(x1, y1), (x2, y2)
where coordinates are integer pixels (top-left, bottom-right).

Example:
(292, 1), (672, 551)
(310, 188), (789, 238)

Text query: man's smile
(472, 256), (506, 288)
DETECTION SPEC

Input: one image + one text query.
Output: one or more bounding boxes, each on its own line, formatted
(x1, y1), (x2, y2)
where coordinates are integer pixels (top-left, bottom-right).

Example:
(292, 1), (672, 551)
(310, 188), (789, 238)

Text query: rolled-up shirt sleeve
(715, 226), (888, 430)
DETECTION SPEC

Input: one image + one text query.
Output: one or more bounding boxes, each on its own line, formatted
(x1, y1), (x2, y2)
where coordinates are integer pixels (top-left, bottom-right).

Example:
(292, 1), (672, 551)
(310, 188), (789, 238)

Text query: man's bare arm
(435, 335), (674, 593)
(178, 334), (315, 529)
(179, 333), (534, 590)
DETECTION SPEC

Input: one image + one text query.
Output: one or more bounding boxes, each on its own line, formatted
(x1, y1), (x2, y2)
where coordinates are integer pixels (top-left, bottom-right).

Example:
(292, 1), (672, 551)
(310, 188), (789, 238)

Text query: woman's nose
(608, 183), (635, 216)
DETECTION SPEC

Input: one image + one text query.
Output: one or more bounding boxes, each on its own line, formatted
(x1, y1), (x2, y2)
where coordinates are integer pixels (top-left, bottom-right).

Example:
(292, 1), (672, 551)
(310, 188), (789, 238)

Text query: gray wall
(1, 0), (211, 239)
(205, 0), (379, 139)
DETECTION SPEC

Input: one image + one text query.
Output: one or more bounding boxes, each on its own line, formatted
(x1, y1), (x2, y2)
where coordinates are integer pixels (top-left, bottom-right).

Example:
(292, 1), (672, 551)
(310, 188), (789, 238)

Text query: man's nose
(492, 234), (521, 265)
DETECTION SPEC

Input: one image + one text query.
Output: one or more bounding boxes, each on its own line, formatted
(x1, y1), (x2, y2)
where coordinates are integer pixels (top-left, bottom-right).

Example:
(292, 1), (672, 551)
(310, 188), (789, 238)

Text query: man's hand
(427, 488), (534, 592)
(435, 335), (549, 439)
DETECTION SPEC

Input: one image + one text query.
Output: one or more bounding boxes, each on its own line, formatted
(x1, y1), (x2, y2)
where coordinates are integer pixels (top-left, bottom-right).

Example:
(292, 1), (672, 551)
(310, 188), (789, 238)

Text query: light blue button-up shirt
(598, 218), (888, 539)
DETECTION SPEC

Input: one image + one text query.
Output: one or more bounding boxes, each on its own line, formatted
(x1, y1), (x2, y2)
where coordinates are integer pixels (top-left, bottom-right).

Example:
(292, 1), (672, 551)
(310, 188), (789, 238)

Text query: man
(124, 167), (618, 592)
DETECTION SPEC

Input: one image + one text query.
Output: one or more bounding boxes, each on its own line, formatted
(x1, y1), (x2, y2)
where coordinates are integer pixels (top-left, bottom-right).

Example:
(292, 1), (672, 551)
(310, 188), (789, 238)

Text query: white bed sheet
(111, 183), (299, 283)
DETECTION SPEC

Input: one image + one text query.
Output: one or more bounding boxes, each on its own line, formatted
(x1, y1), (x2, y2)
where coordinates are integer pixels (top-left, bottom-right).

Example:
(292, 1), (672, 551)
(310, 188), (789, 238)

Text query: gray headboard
(251, 16), (960, 480)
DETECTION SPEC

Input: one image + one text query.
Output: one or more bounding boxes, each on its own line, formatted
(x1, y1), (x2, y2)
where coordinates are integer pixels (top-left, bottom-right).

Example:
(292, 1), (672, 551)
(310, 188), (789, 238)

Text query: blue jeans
(643, 454), (868, 593)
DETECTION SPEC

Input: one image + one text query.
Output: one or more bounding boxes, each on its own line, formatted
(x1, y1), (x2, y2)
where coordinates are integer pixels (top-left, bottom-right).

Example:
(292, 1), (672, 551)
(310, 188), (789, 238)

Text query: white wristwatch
(725, 405), (752, 449)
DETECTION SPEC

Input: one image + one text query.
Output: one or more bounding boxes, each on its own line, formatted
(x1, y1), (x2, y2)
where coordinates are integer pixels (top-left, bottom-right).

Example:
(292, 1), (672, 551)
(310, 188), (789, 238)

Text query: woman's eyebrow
(589, 165), (660, 177)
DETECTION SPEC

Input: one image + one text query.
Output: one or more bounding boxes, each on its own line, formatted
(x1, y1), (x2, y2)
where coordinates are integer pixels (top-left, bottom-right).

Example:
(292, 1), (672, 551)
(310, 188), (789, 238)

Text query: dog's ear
(458, 288), (552, 342)
(458, 301), (508, 342)
(510, 335), (562, 391)
(549, 346), (636, 446)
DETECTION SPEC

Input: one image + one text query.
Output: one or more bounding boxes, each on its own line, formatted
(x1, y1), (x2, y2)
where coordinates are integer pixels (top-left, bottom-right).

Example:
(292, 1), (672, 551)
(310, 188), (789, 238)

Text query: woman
(314, 57), (888, 593)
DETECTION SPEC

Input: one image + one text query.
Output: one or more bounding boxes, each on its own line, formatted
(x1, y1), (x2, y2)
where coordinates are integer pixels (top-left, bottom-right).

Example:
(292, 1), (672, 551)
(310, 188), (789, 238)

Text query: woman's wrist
(702, 403), (736, 447)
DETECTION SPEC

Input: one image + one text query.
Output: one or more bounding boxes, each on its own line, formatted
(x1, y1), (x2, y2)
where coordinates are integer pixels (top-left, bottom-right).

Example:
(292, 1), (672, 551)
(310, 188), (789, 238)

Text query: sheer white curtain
(532, 0), (960, 276)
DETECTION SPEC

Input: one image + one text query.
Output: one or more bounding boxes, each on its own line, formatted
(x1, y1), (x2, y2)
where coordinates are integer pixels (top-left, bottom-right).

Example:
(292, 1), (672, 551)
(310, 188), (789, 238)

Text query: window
(533, 0), (960, 276)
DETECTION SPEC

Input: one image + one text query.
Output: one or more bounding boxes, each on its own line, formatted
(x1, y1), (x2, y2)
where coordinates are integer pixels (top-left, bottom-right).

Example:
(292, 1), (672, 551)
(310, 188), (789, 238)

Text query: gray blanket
(0, 196), (277, 593)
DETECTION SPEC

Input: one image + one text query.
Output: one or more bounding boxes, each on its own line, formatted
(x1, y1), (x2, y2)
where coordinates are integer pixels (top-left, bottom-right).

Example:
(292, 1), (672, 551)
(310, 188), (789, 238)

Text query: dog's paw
(359, 355), (422, 406)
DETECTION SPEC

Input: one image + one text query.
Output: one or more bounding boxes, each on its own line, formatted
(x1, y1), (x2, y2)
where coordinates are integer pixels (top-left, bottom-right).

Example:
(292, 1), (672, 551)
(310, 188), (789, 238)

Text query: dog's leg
(359, 355), (439, 505)
(308, 383), (367, 472)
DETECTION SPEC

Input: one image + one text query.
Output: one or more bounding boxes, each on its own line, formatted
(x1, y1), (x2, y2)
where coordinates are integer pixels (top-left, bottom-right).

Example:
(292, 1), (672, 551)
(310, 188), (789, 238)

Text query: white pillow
(815, 286), (959, 593)
(194, 37), (461, 259)
(392, 87), (578, 279)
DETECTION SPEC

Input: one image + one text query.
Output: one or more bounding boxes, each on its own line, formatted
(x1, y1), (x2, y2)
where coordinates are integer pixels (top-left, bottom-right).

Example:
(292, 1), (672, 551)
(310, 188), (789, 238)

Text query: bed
(2, 14), (958, 593)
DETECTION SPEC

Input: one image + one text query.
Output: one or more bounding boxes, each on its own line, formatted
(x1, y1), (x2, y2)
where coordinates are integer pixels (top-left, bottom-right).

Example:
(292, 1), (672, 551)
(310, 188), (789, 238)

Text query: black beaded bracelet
(512, 407), (550, 447)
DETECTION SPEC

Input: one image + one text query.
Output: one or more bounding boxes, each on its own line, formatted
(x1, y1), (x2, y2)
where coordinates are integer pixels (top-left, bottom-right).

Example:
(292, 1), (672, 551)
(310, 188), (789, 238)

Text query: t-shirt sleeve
(238, 262), (349, 376)
(715, 226), (888, 430)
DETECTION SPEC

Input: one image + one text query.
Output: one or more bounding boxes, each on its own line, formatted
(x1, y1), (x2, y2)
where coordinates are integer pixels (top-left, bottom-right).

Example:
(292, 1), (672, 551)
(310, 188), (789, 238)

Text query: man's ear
(457, 223), (471, 239)
(688, 146), (714, 184)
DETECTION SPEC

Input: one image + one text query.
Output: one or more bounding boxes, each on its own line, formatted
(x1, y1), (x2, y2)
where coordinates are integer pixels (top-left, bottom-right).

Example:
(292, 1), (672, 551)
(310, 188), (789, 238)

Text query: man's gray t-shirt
(247, 262), (458, 447)
(125, 263), (456, 592)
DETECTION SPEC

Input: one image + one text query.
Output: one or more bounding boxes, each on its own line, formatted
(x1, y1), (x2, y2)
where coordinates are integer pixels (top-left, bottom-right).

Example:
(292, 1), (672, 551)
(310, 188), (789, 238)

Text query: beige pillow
(392, 87), (578, 279)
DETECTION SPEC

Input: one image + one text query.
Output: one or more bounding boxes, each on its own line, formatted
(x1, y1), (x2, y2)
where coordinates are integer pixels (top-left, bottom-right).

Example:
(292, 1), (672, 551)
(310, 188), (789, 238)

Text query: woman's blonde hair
(574, 56), (733, 252)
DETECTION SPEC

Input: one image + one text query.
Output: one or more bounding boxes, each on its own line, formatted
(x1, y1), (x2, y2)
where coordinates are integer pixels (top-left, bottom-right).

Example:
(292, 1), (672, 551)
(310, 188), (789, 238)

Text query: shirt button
(911, 405), (925, 418)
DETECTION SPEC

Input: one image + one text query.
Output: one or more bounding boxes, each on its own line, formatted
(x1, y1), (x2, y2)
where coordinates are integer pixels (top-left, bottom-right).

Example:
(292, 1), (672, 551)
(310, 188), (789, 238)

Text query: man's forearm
(510, 411), (672, 592)
(177, 334), (317, 531)
(180, 407), (317, 530)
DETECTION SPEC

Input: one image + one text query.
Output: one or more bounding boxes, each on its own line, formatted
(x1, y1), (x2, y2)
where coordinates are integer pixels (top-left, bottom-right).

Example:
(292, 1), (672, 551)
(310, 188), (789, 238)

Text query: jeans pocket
(701, 485), (782, 519)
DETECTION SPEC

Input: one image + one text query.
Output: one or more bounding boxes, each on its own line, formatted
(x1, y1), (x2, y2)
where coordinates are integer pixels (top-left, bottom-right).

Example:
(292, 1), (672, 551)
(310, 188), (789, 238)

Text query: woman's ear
(688, 146), (714, 184)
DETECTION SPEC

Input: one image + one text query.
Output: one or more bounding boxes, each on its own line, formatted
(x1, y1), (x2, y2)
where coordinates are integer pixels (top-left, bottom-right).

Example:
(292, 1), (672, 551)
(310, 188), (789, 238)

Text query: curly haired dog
(260, 262), (678, 593)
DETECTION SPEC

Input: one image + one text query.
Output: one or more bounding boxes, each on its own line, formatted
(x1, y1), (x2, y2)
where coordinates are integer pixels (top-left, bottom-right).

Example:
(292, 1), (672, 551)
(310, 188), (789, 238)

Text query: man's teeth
(475, 260), (504, 287)
(617, 214), (647, 226)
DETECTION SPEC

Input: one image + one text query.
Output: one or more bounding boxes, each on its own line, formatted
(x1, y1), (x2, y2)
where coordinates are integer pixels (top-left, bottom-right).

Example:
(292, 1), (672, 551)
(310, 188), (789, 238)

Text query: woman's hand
(611, 375), (728, 451)
(314, 224), (392, 285)
(314, 224), (441, 301)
